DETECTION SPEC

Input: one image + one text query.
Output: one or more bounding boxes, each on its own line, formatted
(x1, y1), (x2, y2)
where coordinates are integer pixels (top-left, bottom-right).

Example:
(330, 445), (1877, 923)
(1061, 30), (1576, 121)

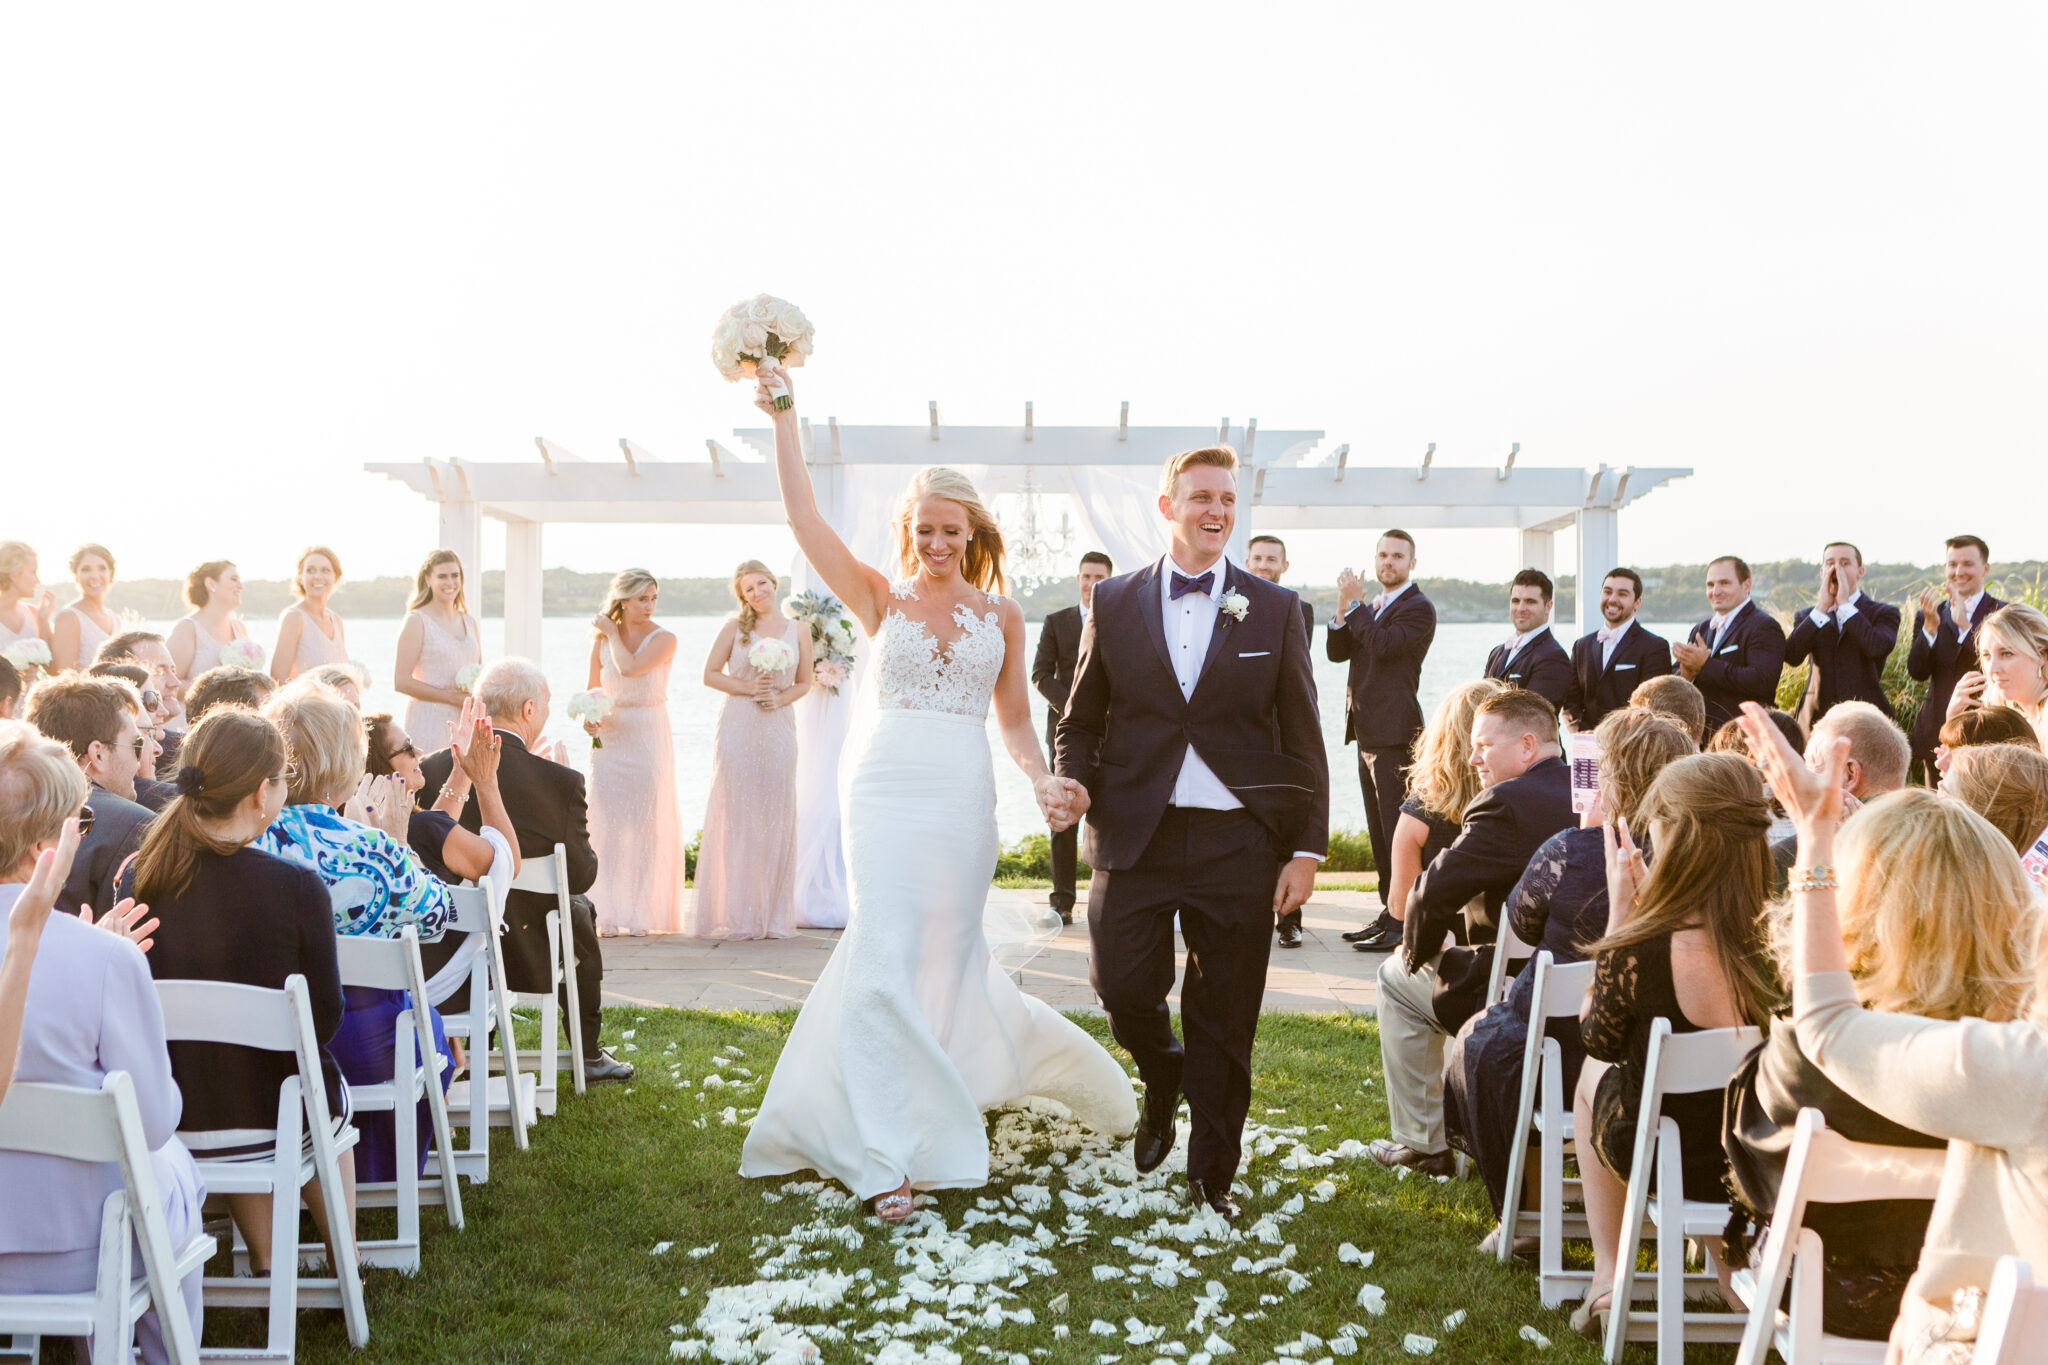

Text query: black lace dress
(1583, 932), (1733, 1200)
(1443, 826), (1607, 1214)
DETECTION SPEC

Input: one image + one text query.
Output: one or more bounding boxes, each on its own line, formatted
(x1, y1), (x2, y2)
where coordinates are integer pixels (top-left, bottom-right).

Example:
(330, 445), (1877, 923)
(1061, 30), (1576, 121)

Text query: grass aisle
(241, 1009), (1666, 1363)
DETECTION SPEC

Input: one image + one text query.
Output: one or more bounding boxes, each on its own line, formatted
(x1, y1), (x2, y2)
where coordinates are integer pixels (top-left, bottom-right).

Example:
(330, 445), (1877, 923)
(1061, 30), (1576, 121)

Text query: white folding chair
(1496, 953), (1600, 1305)
(1730, 1108), (1947, 1365)
(1974, 1257), (2048, 1364)
(0, 1075), (215, 1365)
(1484, 912), (1536, 1008)
(440, 875), (535, 1176)
(505, 845), (585, 1103)
(1605, 1018), (1763, 1363)
(334, 926), (465, 1271)
(155, 974), (369, 1360)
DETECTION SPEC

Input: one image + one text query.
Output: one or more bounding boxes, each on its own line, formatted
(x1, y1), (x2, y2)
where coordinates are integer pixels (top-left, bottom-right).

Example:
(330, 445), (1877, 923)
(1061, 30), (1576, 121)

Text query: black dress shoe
(583, 1048), (636, 1084)
(1342, 912), (1398, 943)
(1187, 1177), (1242, 1221)
(1132, 1087), (1179, 1174)
(1277, 921), (1301, 949)
(1352, 924), (1403, 953)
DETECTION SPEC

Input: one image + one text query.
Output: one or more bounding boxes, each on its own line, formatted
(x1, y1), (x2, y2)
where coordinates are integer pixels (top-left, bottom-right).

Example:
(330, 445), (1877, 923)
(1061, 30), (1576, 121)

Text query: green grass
(196, 1008), (1690, 1364)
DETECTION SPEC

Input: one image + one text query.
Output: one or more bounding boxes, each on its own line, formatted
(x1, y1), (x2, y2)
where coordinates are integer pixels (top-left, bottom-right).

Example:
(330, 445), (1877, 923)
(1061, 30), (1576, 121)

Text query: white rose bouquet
(219, 639), (266, 670)
(455, 663), (482, 692)
(747, 636), (797, 677)
(780, 589), (855, 696)
(566, 688), (613, 748)
(2, 638), (51, 682)
(710, 294), (815, 410)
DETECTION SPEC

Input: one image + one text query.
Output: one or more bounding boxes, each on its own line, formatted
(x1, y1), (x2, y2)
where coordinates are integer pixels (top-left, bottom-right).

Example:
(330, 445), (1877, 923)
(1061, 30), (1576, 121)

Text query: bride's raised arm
(754, 364), (891, 636)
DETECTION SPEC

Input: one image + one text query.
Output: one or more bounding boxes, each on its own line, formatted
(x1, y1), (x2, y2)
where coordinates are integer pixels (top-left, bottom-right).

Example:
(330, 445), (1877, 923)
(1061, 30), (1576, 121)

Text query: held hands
(1034, 775), (1090, 832)
(1735, 701), (1846, 845)
(1947, 670), (1989, 720)
(1271, 856), (1316, 921)
(753, 675), (779, 711)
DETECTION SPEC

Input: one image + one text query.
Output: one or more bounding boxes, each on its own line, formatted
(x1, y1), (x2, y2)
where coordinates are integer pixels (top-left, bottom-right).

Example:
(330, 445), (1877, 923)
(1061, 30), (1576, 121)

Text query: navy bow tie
(1170, 570), (1215, 601)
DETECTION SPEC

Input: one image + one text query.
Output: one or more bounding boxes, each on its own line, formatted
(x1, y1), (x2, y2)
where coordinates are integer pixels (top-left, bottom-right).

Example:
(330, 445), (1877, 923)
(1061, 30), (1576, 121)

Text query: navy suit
(1784, 593), (1902, 729)
(1484, 629), (1572, 710)
(1327, 585), (1437, 912)
(1686, 600), (1789, 736)
(1031, 604), (1087, 914)
(1906, 593), (2005, 765)
(1563, 620), (1674, 731)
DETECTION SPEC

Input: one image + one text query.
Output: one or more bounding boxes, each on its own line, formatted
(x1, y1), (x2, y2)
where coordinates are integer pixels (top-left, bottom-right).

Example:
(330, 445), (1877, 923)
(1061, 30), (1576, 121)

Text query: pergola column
(436, 499), (484, 594)
(1574, 506), (1620, 637)
(502, 517), (544, 663)
(1517, 527), (1556, 578)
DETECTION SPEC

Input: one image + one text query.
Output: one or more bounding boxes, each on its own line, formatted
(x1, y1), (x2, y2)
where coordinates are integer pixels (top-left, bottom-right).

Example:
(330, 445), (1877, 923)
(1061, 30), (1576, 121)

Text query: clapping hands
(1335, 568), (1366, 613)
(453, 699), (502, 786)
(343, 773), (412, 841)
(1735, 701), (1847, 844)
(1034, 774), (1090, 833)
(1601, 815), (1648, 924)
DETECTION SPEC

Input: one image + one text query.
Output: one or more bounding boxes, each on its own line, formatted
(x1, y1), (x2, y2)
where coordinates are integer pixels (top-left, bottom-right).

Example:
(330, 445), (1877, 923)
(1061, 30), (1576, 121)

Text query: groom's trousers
(1087, 806), (1277, 1187)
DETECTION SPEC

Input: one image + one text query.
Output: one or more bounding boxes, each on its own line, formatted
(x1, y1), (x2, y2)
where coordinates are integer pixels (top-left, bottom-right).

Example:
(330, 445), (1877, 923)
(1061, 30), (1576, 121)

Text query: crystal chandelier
(1000, 466), (1074, 582)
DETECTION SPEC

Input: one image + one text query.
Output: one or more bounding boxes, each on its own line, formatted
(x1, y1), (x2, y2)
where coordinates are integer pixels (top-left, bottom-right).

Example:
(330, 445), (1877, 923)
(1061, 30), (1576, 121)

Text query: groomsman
(1784, 541), (1902, 730)
(1245, 534), (1319, 644)
(1482, 570), (1571, 709)
(1906, 534), (2003, 771)
(1328, 530), (1436, 953)
(1672, 555), (1787, 735)
(1563, 567), (1674, 731)
(1032, 551), (1113, 924)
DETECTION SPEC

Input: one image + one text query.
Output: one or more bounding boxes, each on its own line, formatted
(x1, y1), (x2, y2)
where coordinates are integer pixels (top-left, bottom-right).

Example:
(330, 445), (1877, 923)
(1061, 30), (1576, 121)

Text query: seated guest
(1805, 700), (1910, 808)
(121, 707), (353, 1278)
(1934, 705), (2039, 778)
(1352, 677), (1509, 953)
(255, 688), (454, 1184)
(1709, 709), (1808, 843)
(0, 657), (19, 720)
(1570, 753), (1778, 1338)
(1741, 704), (2048, 1361)
(1630, 672), (1709, 747)
(1370, 689), (1573, 1176)
(1905, 534), (2002, 772)
(98, 630), (186, 768)
(418, 659), (634, 1083)
(184, 664), (276, 729)
(1672, 555), (1788, 735)
(1940, 743), (2048, 857)
(1445, 706), (1696, 1229)
(1784, 541), (1902, 730)
(24, 674), (155, 913)
(0, 724), (205, 1365)
(1484, 569), (1571, 709)
(92, 663), (173, 809)
(289, 664), (363, 711)
(1563, 567), (1673, 732)
(1947, 602), (2048, 750)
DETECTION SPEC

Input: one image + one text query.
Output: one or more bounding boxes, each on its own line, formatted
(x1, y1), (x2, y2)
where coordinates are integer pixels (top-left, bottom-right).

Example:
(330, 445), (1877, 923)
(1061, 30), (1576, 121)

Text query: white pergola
(367, 408), (1689, 654)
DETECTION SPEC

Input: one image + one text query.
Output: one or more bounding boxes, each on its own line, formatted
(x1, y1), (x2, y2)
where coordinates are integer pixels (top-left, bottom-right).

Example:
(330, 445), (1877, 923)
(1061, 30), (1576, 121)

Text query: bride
(737, 363), (1137, 1221)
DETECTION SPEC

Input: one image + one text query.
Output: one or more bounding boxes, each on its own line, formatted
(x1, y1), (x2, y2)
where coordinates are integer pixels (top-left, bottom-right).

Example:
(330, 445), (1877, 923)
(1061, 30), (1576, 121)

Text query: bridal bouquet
(455, 663), (482, 692)
(219, 639), (266, 670)
(782, 590), (856, 696)
(710, 294), (815, 410)
(2, 638), (50, 682)
(567, 688), (613, 748)
(747, 636), (797, 678)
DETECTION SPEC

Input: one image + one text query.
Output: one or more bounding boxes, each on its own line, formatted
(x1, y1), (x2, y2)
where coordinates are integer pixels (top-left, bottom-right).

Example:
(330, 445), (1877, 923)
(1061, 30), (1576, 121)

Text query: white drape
(1060, 465), (1169, 576)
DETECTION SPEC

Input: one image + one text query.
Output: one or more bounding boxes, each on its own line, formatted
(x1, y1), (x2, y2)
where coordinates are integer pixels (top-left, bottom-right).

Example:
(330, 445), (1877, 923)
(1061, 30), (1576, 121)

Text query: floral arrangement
(455, 663), (482, 692)
(219, 638), (266, 670)
(747, 636), (797, 678)
(782, 590), (856, 696)
(710, 294), (815, 410)
(2, 638), (51, 682)
(567, 688), (613, 748)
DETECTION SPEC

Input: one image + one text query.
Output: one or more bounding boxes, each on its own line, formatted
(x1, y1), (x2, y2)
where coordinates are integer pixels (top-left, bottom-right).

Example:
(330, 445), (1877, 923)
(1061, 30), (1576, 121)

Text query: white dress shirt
(1708, 597), (1752, 650)
(1597, 617), (1636, 669)
(1498, 623), (1551, 668)
(1807, 589), (1864, 629)
(1924, 590), (1986, 645)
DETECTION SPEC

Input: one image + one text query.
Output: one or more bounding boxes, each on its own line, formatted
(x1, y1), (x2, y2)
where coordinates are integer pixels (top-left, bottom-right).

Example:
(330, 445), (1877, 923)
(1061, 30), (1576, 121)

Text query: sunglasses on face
(386, 740), (419, 763)
(140, 689), (161, 712)
(74, 806), (96, 837)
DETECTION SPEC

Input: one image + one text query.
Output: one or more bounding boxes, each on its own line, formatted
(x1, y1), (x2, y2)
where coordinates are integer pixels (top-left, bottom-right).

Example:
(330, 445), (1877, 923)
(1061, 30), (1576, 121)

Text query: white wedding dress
(740, 581), (1137, 1200)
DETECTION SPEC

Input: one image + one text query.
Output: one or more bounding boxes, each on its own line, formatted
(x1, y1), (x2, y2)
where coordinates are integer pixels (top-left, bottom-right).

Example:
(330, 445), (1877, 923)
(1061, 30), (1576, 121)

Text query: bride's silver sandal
(872, 1183), (915, 1224)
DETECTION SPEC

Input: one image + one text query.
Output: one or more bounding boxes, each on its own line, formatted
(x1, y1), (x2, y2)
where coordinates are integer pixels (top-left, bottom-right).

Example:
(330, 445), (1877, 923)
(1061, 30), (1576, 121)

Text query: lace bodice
(874, 581), (1005, 718)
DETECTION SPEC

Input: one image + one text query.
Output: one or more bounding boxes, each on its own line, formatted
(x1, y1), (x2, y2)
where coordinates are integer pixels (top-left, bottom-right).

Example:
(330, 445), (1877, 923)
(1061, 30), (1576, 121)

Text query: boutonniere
(1220, 589), (1250, 622)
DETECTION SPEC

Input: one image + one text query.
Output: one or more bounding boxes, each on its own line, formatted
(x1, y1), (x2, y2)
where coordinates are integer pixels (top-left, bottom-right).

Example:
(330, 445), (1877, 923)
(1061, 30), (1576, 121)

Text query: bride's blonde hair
(892, 467), (1005, 594)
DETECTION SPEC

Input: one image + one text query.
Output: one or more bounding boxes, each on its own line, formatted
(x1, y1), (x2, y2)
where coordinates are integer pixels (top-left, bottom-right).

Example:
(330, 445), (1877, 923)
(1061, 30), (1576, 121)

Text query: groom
(1054, 444), (1329, 1219)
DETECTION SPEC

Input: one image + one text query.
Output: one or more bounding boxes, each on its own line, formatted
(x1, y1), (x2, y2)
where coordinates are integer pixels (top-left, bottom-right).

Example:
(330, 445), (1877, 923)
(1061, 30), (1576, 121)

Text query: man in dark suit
(25, 675), (156, 913)
(1369, 689), (1573, 1175)
(1245, 534), (1320, 947)
(1906, 534), (2003, 772)
(1672, 555), (1788, 736)
(1031, 551), (1113, 924)
(1327, 529), (1436, 953)
(1483, 569), (1572, 709)
(418, 658), (632, 1083)
(1563, 567), (1674, 731)
(1784, 540), (1903, 732)
(1057, 444), (1329, 1219)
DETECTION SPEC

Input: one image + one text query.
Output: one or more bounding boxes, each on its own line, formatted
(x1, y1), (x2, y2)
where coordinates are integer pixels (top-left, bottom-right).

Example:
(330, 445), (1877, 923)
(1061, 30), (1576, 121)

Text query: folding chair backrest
(155, 975), (338, 1141)
(1798, 1118), (1947, 1207)
(444, 884), (494, 935)
(0, 1076), (125, 1163)
(1644, 1018), (1762, 1099)
(508, 850), (569, 907)
(335, 925), (421, 994)
(1974, 1257), (2048, 1364)
(1536, 957), (1596, 1020)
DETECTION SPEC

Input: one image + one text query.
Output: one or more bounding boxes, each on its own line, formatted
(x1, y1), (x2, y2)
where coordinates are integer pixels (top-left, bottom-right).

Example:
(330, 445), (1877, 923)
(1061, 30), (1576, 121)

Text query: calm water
(151, 614), (1694, 843)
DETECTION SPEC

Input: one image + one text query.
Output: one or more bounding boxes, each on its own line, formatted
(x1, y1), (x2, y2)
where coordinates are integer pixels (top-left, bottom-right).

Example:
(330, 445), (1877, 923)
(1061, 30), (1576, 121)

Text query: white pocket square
(1615, 662), (1637, 670)
(1238, 650), (1270, 658)
(1718, 645), (1739, 655)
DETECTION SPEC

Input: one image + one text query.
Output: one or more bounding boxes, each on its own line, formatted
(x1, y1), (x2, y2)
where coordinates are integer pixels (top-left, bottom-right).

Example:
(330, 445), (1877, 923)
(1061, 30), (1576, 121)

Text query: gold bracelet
(1789, 864), (1838, 893)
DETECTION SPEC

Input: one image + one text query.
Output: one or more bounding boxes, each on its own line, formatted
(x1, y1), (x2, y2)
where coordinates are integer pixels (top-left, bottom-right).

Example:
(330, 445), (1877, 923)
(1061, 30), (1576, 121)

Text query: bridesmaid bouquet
(747, 637), (797, 677)
(782, 590), (856, 696)
(710, 294), (815, 410)
(2, 638), (50, 683)
(567, 688), (613, 748)
(220, 639), (266, 670)
(456, 663), (482, 692)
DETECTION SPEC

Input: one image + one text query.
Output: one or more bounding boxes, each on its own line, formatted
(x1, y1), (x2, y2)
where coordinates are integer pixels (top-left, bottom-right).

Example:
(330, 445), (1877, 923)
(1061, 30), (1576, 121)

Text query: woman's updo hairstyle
(130, 708), (287, 901)
(184, 559), (235, 608)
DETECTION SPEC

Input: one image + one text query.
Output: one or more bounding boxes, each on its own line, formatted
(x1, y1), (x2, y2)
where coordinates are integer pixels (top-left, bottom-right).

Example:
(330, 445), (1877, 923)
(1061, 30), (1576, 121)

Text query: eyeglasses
(269, 762), (300, 787)
(128, 736), (149, 758)
(387, 740), (419, 761)
(74, 806), (96, 837)
(139, 689), (161, 712)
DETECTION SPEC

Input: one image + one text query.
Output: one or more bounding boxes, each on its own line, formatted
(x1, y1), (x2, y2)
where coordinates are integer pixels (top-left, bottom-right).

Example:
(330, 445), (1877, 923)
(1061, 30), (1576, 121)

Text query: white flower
(1219, 590), (1249, 622)
(2, 639), (51, 669)
(739, 321), (769, 353)
(455, 663), (482, 692)
(748, 637), (797, 676)
(566, 689), (613, 723)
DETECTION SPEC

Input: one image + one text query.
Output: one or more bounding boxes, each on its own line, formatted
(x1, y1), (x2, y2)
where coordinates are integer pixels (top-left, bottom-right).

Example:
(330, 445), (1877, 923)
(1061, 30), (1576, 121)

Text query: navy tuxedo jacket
(1056, 560), (1330, 871)
(1785, 594), (1902, 727)
(1563, 621), (1674, 731)
(1032, 604), (1085, 750)
(1687, 600), (1789, 736)
(1402, 755), (1575, 970)
(1906, 593), (2006, 760)
(1326, 586), (1437, 750)
(1484, 629), (1572, 710)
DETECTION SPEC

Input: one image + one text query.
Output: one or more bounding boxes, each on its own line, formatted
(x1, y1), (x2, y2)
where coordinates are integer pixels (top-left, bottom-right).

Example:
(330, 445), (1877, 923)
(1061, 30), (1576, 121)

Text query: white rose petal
(1356, 1283), (1386, 1315)
(1518, 1325), (1551, 1349)
(1329, 1340), (1357, 1357)
(1402, 1336), (1437, 1356)
(1441, 1310), (1466, 1332)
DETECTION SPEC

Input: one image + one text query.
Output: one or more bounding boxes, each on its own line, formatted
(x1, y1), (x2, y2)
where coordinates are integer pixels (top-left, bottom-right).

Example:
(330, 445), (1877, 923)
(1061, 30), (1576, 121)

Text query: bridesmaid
(53, 544), (119, 672)
(689, 560), (812, 941)
(272, 546), (350, 683)
(0, 541), (53, 655)
(393, 549), (481, 754)
(165, 559), (249, 692)
(583, 569), (685, 937)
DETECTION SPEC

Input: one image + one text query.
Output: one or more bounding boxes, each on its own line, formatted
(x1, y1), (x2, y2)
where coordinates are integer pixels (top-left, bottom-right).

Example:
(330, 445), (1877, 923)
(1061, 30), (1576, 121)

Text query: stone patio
(598, 887), (1391, 1016)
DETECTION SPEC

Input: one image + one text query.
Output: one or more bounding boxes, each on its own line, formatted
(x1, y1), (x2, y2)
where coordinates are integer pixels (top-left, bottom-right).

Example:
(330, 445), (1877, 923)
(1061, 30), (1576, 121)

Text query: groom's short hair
(1160, 445), (1238, 499)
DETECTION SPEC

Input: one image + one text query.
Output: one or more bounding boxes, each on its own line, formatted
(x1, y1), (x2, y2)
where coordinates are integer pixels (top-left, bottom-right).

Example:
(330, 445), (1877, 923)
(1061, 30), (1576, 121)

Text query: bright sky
(7, 3), (2044, 597)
